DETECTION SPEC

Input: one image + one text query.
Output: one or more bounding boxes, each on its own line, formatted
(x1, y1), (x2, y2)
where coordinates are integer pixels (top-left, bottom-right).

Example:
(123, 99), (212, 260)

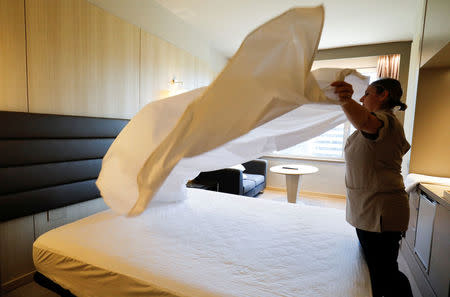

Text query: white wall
(312, 56), (378, 70)
(264, 157), (347, 197)
(402, 0), (427, 176)
(87, 0), (227, 73)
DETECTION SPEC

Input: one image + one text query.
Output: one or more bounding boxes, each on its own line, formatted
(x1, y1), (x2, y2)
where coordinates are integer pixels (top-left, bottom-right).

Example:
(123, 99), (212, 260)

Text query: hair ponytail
(370, 78), (407, 111)
(398, 102), (407, 111)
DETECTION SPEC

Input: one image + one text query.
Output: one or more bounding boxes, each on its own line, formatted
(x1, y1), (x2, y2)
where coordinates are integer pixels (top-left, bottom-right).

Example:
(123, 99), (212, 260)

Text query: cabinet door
(414, 192), (437, 271)
(405, 190), (420, 248)
(428, 204), (450, 297)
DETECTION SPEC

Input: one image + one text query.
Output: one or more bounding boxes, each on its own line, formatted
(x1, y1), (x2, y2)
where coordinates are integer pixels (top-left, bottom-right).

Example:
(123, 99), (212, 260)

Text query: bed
(1, 111), (371, 296)
(34, 189), (371, 297)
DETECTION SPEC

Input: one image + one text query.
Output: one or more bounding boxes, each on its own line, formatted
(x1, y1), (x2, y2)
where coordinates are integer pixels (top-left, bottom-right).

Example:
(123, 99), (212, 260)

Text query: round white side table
(270, 164), (319, 203)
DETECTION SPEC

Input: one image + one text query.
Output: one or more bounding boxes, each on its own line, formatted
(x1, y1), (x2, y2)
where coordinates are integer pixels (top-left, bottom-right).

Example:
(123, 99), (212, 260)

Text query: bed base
(34, 272), (76, 297)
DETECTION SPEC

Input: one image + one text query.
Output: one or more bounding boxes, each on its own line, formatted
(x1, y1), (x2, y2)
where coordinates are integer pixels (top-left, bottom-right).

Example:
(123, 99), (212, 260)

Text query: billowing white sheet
(96, 6), (369, 216)
(34, 189), (372, 297)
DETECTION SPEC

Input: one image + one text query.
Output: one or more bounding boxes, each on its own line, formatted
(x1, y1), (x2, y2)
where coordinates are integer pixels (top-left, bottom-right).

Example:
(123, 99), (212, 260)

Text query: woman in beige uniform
(331, 78), (413, 297)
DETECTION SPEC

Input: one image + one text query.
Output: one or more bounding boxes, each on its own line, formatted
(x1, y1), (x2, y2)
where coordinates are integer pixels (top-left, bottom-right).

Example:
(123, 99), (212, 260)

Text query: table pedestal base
(286, 175), (302, 203)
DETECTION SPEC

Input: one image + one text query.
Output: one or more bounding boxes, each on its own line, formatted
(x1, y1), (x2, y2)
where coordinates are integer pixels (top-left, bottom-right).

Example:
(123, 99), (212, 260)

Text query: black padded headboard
(0, 111), (128, 222)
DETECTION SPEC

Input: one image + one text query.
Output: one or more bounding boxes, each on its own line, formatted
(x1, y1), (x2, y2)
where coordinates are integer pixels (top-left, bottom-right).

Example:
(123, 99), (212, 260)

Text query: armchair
(187, 159), (268, 197)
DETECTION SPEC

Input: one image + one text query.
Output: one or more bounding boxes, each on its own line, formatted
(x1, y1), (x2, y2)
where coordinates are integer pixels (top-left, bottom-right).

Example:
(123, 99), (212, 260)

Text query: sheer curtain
(376, 54), (401, 79)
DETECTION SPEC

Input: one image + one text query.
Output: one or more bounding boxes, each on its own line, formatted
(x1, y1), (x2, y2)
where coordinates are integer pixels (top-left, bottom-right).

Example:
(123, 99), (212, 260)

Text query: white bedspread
(34, 190), (371, 297)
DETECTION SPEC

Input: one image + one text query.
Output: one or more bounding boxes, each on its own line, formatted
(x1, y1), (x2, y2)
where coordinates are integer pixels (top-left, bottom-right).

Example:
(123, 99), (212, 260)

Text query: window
(357, 67), (378, 83)
(271, 63), (378, 160)
(272, 123), (353, 159)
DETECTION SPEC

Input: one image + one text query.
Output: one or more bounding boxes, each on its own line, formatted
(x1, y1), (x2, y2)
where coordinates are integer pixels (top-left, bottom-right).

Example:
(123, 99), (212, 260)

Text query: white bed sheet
(34, 189), (371, 297)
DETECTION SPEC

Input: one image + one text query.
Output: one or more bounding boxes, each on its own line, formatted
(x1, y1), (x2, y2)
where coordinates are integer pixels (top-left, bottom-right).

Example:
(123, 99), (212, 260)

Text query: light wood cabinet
(0, 0), (28, 112)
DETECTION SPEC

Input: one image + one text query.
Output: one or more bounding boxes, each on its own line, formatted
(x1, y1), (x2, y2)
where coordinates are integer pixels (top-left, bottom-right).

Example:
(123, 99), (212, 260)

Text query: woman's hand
(331, 81), (354, 104)
(330, 81), (382, 134)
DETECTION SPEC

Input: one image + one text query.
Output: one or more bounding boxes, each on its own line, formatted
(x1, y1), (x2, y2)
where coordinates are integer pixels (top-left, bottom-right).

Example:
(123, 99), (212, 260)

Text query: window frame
(264, 62), (378, 162)
(266, 122), (353, 162)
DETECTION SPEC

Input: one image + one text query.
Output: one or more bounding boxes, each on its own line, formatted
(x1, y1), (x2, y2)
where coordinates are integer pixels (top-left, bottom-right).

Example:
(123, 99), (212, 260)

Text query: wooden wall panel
(140, 32), (164, 106)
(0, 0), (28, 112)
(34, 208), (67, 240)
(410, 68), (450, 177)
(0, 215), (35, 285)
(140, 30), (213, 108)
(26, 0), (140, 119)
(179, 49), (197, 93)
(195, 58), (215, 88)
(34, 198), (108, 239)
(65, 197), (108, 223)
(1, 0), (218, 290)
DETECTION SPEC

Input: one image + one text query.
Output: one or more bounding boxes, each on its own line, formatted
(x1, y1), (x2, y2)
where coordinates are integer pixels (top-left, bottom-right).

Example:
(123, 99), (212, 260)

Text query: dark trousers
(356, 228), (413, 297)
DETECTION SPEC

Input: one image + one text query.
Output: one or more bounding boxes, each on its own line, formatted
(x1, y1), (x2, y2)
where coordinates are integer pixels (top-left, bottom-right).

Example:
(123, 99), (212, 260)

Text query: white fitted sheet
(34, 189), (371, 297)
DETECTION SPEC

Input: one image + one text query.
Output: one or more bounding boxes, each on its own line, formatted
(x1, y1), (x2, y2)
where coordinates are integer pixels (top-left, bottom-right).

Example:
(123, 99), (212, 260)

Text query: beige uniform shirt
(344, 110), (411, 232)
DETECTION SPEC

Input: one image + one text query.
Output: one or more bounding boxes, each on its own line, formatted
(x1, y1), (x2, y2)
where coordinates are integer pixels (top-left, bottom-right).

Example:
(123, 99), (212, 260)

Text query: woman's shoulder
(372, 110), (404, 129)
(373, 110), (410, 153)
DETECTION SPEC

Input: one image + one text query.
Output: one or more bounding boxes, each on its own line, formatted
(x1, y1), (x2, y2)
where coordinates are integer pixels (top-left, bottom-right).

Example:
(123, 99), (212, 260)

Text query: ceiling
(422, 42), (450, 68)
(154, 0), (420, 57)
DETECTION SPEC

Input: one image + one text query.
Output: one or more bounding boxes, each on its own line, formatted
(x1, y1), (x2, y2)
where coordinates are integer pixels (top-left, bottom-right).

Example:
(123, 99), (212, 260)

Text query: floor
(4, 189), (422, 297)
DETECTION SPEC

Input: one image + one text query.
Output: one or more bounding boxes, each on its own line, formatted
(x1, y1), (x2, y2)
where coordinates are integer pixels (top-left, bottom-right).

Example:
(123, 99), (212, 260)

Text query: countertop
(419, 183), (450, 210)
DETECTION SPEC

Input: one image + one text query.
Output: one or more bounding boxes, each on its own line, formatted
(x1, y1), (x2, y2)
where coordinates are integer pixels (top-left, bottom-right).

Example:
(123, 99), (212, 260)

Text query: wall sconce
(161, 76), (186, 98)
(169, 76), (183, 86)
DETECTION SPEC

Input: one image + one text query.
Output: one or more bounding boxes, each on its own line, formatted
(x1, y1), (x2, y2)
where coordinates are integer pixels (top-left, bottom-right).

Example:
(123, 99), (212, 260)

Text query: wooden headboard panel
(0, 111), (128, 222)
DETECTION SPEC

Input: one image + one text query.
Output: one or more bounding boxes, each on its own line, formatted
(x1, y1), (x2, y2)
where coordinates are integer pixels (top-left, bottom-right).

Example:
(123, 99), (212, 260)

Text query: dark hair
(370, 78), (407, 111)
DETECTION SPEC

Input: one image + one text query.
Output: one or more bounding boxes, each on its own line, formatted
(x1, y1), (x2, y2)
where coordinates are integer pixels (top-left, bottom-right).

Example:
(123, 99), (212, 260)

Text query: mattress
(33, 189), (371, 297)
